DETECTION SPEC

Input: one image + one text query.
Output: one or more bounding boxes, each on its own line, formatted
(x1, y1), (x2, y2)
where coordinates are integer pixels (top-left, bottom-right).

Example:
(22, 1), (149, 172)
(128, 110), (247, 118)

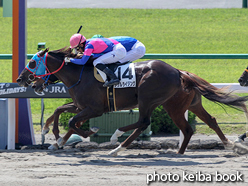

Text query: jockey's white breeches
(93, 43), (126, 66)
(119, 40), (146, 63)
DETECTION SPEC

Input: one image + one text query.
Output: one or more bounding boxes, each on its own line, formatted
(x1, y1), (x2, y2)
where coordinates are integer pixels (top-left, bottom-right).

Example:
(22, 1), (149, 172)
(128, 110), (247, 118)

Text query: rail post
(243, 0), (247, 8)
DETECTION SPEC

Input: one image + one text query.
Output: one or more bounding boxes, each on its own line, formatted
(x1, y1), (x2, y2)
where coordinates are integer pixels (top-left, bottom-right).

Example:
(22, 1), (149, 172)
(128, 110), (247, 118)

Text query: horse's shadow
(45, 150), (229, 167)
(84, 152), (226, 166)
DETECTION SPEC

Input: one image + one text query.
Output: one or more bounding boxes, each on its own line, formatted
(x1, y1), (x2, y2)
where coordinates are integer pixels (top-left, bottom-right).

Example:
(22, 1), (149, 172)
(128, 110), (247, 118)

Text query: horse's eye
(29, 60), (36, 69)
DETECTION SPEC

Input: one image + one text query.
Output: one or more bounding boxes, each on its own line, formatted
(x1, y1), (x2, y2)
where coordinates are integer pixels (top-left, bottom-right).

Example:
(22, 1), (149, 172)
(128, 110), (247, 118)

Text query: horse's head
(238, 67), (248, 87)
(17, 48), (49, 87)
(31, 74), (59, 93)
(31, 78), (47, 93)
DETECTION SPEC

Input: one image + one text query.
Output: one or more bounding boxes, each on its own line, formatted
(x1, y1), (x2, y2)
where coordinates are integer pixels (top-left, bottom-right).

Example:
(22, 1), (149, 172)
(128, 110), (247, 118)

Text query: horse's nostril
(16, 78), (21, 83)
(238, 78), (242, 83)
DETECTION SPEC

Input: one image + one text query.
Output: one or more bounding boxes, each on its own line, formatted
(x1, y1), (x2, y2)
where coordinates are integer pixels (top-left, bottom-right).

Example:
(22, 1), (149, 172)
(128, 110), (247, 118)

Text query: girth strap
(107, 86), (116, 112)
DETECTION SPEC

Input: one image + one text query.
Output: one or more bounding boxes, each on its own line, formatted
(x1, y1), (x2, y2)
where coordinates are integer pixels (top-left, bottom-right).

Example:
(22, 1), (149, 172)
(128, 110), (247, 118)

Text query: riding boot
(96, 64), (120, 87)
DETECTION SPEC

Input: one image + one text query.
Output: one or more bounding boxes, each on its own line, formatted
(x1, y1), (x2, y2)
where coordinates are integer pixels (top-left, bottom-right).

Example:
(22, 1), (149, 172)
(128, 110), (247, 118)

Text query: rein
(67, 65), (85, 89)
(245, 69), (248, 73)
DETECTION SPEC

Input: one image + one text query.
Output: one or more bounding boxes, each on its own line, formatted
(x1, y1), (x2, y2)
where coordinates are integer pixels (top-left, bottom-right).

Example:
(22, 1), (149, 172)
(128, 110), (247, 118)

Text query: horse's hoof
(224, 139), (234, 150)
(108, 145), (126, 157)
(108, 149), (118, 157)
(57, 137), (64, 148)
(90, 126), (99, 133)
(42, 128), (50, 135)
(233, 143), (248, 155)
(234, 138), (243, 143)
(48, 143), (59, 150)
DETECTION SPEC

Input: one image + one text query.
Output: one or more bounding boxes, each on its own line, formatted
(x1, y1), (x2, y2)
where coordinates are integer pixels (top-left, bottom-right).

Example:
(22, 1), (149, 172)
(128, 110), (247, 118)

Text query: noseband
(27, 74), (36, 85)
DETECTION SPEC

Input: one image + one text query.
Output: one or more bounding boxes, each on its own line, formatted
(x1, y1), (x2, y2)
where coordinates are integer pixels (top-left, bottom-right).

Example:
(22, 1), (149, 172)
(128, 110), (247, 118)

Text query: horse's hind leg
(188, 101), (233, 148)
(168, 112), (194, 154)
(163, 101), (194, 154)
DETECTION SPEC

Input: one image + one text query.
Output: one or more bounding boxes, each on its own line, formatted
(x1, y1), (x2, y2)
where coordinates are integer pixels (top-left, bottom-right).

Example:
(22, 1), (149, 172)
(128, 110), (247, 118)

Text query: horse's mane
(47, 46), (94, 64)
(48, 46), (72, 60)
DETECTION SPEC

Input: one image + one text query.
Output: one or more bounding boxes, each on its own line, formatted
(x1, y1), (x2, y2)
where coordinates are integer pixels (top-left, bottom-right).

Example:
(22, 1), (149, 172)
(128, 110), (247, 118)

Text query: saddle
(94, 61), (136, 112)
(94, 61), (130, 83)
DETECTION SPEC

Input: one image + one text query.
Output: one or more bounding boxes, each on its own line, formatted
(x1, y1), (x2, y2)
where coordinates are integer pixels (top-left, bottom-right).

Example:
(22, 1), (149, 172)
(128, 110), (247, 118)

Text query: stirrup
(103, 79), (120, 87)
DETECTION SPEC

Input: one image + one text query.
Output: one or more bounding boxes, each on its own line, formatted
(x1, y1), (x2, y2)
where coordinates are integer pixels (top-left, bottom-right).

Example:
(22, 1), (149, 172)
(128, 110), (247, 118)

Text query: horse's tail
(180, 70), (248, 112)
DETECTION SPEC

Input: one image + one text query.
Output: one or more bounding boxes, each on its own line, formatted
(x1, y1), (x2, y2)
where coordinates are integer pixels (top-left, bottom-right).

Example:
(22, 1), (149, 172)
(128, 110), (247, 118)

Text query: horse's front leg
(42, 102), (78, 138)
(108, 127), (145, 157)
(49, 120), (99, 149)
(42, 114), (55, 135)
(54, 108), (101, 148)
(56, 120), (99, 147)
(68, 107), (101, 135)
(109, 116), (150, 157)
(110, 121), (142, 144)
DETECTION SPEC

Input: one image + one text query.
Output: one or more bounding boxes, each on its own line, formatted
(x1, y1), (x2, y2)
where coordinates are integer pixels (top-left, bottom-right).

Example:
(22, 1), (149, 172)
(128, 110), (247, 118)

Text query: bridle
(26, 51), (85, 90)
(26, 52), (65, 84)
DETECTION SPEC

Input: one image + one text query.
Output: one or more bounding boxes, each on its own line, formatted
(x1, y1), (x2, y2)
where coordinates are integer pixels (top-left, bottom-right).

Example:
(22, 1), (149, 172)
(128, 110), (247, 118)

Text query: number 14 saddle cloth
(94, 62), (136, 88)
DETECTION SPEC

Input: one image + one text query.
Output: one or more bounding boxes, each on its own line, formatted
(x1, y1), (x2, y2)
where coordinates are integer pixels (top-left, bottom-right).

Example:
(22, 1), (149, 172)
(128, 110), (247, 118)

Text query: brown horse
(33, 69), (244, 151)
(17, 47), (248, 156)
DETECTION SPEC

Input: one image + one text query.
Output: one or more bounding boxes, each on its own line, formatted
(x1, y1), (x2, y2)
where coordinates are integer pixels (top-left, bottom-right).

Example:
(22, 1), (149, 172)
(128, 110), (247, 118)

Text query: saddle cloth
(94, 62), (136, 88)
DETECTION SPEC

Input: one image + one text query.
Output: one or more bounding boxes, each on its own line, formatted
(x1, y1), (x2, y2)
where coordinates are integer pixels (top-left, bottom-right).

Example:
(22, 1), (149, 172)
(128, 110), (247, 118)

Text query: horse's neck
(53, 64), (92, 88)
(47, 53), (94, 88)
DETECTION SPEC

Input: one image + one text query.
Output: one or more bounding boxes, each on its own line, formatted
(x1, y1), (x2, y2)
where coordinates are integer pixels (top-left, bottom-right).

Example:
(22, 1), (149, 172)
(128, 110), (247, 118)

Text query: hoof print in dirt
(160, 139), (179, 149)
(98, 142), (120, 149)
(200, 140), (218, 149)
(138, 141), (161, 149)
(21, 144), (51, 150)
(127, 141), (140, 149)
(187, 139), (201, 149)
(75, 141), (99, 149)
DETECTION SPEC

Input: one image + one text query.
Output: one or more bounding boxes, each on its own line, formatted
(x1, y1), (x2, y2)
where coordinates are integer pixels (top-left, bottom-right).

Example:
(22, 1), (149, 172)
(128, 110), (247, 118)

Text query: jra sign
(0, 83), (70, 98)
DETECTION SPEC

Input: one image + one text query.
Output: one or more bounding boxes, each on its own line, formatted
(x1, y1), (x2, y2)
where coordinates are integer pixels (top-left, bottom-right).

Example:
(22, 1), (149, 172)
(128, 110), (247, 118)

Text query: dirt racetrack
(0, 134), (248, 186)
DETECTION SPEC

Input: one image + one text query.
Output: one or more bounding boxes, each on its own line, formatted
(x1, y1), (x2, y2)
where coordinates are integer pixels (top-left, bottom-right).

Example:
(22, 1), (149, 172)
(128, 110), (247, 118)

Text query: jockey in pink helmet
(67, 33), (127, 87)
(70, 33), (86, 49)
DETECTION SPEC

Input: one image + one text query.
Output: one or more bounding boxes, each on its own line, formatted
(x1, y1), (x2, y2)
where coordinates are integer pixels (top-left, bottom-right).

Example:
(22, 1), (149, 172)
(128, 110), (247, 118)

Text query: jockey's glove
(64, 57), (72, 63)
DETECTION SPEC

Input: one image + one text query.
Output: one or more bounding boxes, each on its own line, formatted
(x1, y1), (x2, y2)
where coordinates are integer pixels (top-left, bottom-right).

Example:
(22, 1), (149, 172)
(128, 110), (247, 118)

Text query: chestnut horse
(17, 47), (248, 156)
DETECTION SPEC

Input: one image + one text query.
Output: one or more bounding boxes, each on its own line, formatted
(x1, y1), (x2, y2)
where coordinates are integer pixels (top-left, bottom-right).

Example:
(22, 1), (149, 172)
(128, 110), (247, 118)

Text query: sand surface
(0, 134), (248, 186)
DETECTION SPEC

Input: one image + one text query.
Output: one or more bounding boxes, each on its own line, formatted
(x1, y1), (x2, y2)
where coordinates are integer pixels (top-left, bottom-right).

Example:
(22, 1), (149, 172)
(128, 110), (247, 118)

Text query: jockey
(110, 36), (146, 62)
(92, 35), (146, 62)
(66, 33), (127, 87)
